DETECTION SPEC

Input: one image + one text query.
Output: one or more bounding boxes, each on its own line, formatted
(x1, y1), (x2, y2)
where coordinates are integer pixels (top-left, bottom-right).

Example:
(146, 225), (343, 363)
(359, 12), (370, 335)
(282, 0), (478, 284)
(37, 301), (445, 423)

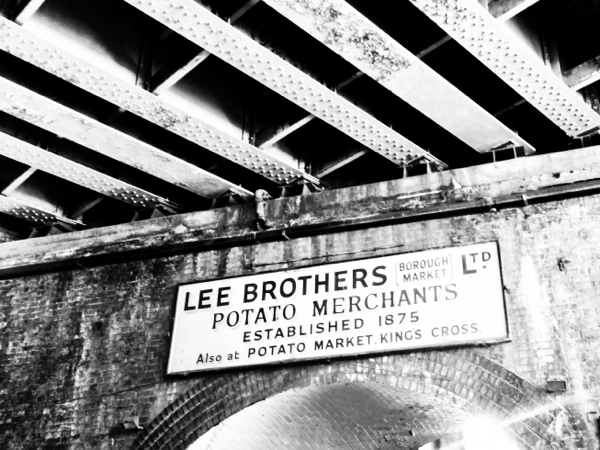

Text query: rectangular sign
(167, 242), (508, 374)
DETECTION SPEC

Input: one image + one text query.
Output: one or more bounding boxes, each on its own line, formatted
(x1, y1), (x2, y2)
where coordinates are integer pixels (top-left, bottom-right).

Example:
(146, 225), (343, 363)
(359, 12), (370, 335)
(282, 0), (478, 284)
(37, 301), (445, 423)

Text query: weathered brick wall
(2, 148), (600, 449)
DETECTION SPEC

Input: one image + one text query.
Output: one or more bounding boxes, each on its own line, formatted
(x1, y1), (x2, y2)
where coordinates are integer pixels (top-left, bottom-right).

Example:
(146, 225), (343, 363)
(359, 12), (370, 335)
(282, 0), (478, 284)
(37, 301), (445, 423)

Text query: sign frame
(167, 241), (510, 374)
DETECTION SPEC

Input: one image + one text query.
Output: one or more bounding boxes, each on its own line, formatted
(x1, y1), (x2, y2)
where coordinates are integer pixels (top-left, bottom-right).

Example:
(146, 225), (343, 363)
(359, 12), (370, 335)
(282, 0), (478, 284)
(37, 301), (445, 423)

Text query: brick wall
(2, 148), (600, 449)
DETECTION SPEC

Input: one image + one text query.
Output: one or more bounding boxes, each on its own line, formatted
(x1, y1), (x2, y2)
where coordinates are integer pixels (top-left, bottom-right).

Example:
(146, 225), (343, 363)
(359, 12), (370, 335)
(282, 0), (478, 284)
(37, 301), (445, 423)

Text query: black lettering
(283, 304), (296, 320)
(280, 278), (296, 298)
(198, 289), (212, 309)
(365, 293), (378, 310)
(428, 285), (442, 302)
(372, 265), (387, 286)
(352, 268), (368, 289)
(255, 308), (267, 323)
(262, 281), (276, 300)
(244, 283), (257, 303)
(226, 311), (239, 327)
(315, 273), (329, 294)
(313, 300), (327, 316)
(184, 292), (195, 311)
(413, 287), (426, 303)
(333, 297), (345, 314)
(298, 275), (312, 295)
(382, 291), (394, 308)
(217, 286), (230, 307)
(349, 295), (361, 312)
(268, 305), (281, 321)
(212, 313), (224, 330)
(445, 283), (458, 300)
(334, 271), (348, 291)
(462, 254), (477, 274)
(398, 290), (411, 306)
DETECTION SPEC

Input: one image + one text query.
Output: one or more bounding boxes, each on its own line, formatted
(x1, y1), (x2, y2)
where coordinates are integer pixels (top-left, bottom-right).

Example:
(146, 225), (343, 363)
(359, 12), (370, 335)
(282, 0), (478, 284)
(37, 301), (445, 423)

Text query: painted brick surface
(2, 153), (600, 448)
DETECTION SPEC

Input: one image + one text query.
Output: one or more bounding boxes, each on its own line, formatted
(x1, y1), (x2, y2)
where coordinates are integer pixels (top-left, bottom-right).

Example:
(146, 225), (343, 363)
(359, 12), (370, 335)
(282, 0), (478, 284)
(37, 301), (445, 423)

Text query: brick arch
(132, 349), (582, 450)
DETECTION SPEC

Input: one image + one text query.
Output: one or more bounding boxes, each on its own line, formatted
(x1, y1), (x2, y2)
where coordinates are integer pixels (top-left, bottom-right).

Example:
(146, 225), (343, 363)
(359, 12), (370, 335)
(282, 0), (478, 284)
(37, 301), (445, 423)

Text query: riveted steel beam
(123, 0), (446, 169)
(0, 75), (252, 199)
(0, 194), (83, 227)
(409, 0), (600, 138)
(263, 0), (534, 155)
(0, 131), (180, 210)
(0, 18), (312, 186)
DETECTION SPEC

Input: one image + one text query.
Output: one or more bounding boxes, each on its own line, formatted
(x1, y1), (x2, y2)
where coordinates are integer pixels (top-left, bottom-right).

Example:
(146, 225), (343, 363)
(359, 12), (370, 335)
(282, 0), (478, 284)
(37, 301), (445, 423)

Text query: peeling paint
(152, 104), (181, 129)
(274, 0), (410, 81)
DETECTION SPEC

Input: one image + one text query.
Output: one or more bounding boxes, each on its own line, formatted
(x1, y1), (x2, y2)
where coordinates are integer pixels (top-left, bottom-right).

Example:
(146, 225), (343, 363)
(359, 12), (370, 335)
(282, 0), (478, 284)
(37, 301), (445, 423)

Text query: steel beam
(150, 0), (261, 94)
(416, 36), (453, 59)
(256, 115), (314, 149)
(151, 48), (211, 94)
(563, 56), (600, 92)
(489, 0), (541, 22)
(314, 149), (369, 178)
(0, 76), (252, 199)
(123, 0), (446, 168)
(0, 131), (180, 210)
(1, 167), (37, 195)
(13, 0), (46, 24)
(255, 72), (364, 149)
(410, 0), (600, 138)
(0, 17), (312, 185)
(263, 0), (534, 155)
(0, 194), (83, 226)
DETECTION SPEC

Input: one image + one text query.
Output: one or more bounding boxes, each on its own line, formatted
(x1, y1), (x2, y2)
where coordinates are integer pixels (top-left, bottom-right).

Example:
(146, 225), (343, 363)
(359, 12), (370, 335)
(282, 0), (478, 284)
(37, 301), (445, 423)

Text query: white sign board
(167, 242), (508, 374)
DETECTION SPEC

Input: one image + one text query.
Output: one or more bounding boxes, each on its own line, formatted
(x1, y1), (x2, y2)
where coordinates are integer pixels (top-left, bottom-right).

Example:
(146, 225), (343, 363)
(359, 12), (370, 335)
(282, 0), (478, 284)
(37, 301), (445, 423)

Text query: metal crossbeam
(0, 17), (312, 185)
(0, 131), (180, 210)
(13, 0), (46, 24)
(489, 0), (541, 22)
(255, 72), (364, 149)
(1, 167), (37, 195)
(563, 56), (600, 92)
(151, 48), (211, 94)
(151, 0), (261, 94)
(410, 0), (600, 138)
(123, 0), (446, 168)
(0, 76), (251, 199)
(314, 149), (369, 178)
(263, 0), (534, 155)
(0, 194), (83, 226)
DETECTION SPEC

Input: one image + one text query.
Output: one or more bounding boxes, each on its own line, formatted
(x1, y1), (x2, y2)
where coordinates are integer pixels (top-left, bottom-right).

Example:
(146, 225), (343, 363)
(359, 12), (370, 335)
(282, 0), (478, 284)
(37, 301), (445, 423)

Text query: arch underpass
(189, 382), (469, 449)
(134, 350), (583, 450)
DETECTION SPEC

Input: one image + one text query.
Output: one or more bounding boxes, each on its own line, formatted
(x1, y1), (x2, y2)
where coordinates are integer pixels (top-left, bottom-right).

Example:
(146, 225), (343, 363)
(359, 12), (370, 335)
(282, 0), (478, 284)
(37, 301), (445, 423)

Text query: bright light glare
(463, 418), (521, 450)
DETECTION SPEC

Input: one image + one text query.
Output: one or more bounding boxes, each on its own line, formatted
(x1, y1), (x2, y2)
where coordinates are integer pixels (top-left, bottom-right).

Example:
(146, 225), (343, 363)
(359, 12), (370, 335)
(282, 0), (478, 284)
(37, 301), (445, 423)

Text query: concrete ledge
(2, 145), (600, 277)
